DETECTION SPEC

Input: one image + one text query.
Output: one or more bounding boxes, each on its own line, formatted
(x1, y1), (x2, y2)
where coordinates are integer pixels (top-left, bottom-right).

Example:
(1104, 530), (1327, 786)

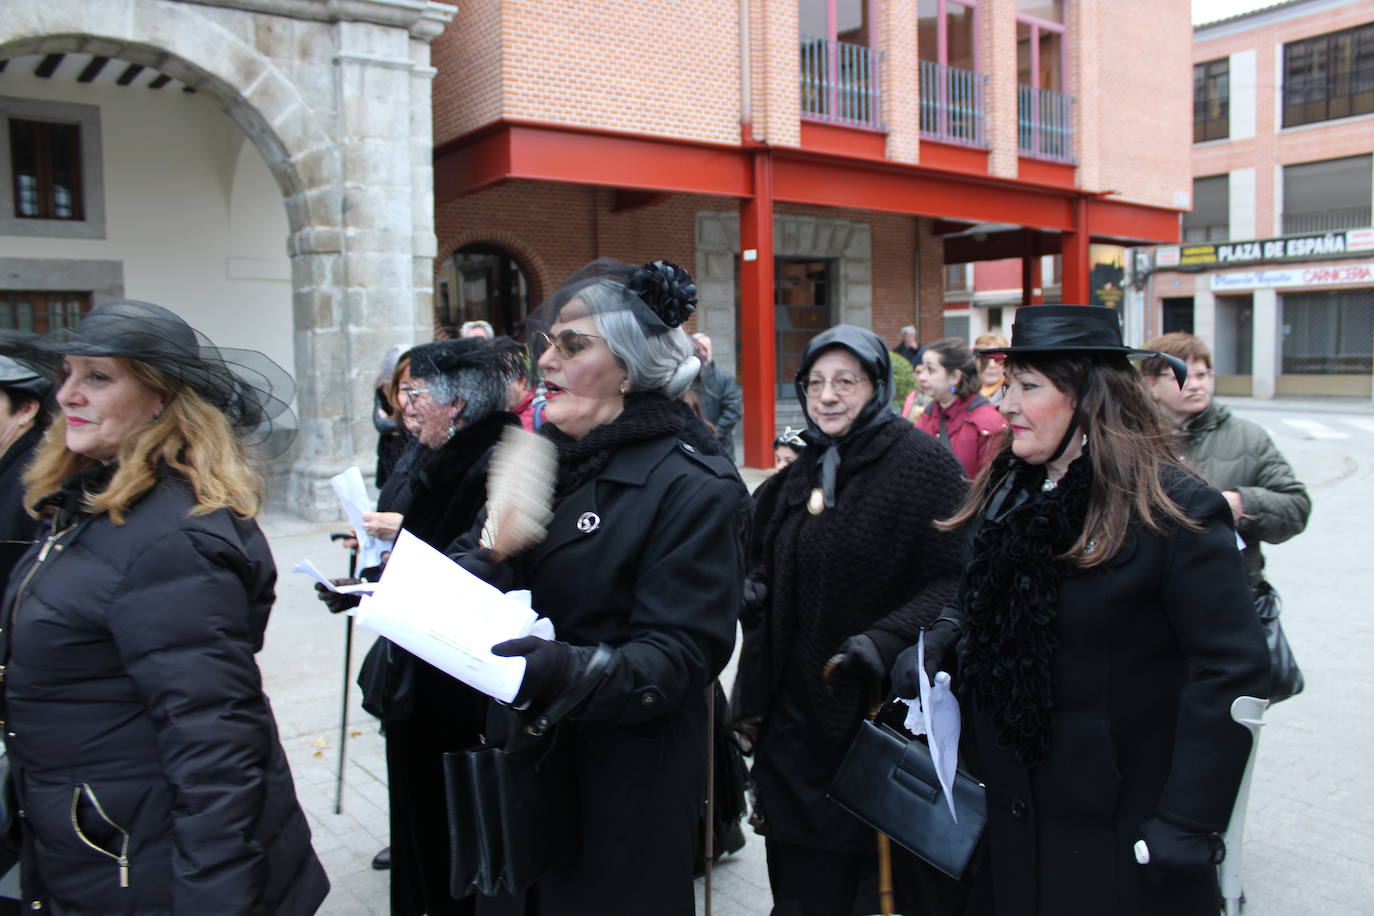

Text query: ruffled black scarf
(958, 451), (1094, 766)
(542, 393), (685, 500)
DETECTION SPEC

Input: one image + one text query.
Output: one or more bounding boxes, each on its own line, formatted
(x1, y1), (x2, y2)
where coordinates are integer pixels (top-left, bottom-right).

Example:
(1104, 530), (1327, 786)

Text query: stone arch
(0, 3), (337, 238)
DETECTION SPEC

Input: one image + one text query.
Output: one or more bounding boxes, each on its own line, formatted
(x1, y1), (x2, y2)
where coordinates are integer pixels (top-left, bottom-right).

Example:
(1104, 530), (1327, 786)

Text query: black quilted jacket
(0, 470), (328, 914)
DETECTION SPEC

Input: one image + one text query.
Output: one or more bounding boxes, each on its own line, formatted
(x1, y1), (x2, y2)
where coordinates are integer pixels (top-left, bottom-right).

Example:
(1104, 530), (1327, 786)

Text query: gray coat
(691, 361), (742, 448)
(1180, 402), (1311, 590)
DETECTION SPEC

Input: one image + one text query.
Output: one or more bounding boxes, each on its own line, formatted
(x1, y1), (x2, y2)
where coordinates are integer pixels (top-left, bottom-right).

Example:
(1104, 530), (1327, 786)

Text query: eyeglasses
(773, 427), (806, 448)
(803, 375), (868, 398)
(532, 328), (604, 359)
(397, 386), (431, 402)
(1159, 370), (1215, 383)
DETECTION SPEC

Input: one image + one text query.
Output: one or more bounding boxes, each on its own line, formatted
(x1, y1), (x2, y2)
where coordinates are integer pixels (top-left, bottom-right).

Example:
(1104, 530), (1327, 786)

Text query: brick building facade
(431, 0), (1194, 463)
(1144, 0), (1374, 400)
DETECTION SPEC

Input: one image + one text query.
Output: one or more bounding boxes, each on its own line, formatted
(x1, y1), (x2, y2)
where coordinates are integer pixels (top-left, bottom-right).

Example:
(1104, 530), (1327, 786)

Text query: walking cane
(703, 681), (716, 916)
(329, 533), (358, 815)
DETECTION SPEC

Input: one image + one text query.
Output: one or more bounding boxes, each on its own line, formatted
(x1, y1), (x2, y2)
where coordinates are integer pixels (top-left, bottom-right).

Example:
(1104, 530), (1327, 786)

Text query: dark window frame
(1194, 57), (1230, 143)
(0, 289), (92, 333)
(1182, 174), (1230, 243)
(9, 119), (84, 221)
(1282, 22), (1374, 128)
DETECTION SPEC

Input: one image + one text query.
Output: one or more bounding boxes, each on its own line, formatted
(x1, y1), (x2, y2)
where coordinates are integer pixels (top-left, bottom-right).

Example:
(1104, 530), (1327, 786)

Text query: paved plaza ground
(243, 396), (1374, 914)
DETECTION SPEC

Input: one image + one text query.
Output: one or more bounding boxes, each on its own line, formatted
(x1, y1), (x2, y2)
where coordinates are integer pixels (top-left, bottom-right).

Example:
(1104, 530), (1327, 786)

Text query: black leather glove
(1135, 815), (1225, 883)
(314, 579), (362, 615)
(826, 633), (889, 686)
(890, 616), (964, 698)
(492, 636), (596, 707)
(740, 577), (768, 628)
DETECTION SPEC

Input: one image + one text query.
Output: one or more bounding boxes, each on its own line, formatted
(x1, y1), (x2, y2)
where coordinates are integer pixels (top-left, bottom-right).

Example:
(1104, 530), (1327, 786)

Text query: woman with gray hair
(447, 259), (750, 915)
(316, 337), (520, 916)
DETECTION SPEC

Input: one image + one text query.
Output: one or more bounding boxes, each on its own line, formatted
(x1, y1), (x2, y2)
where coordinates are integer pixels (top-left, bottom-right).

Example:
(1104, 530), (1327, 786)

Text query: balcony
(799, 36), (884, 130)
(1282, 207), (1371, 235)
(1017, 84), (1074, 162)
(919, 61), (988, 147)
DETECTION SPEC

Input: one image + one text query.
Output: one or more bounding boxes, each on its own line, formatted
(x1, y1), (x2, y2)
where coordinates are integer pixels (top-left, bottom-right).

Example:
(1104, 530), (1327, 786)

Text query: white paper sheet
(898, 631), (964, 823)
(291, 558), (377, 594)
(329, 466), (385, 569)
(355, 530), (551, 703)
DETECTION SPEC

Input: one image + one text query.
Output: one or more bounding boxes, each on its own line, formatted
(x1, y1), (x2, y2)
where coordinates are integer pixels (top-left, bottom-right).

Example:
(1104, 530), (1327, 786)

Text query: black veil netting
(524, 258), (697, 350)
(0, 300), (295, 455)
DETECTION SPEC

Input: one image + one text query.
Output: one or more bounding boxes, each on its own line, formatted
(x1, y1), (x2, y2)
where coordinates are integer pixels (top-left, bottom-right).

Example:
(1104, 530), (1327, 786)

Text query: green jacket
(1180, 401), (1311, 590)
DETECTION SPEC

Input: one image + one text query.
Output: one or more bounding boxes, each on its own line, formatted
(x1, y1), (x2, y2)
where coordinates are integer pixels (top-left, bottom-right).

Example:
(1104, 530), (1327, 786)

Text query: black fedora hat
(977, 305), (1186, 387)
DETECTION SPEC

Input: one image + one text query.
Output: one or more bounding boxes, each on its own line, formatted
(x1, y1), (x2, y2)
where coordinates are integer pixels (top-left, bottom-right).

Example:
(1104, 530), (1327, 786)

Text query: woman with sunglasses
(447, 259), (749, 915)
(316, 338), (520, 915)
(735, 325), (969, 916)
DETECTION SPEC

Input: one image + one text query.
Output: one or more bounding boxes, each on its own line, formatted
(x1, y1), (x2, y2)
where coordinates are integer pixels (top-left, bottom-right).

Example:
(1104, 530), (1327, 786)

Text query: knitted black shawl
(542, 393), (685, 501)
(746, 419), (967, 737)
(958, 451), (1093, 766)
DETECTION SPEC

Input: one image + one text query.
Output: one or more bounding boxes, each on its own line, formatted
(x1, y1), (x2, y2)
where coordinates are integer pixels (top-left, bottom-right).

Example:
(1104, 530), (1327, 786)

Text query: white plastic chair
(1220, 696), (1268, 915)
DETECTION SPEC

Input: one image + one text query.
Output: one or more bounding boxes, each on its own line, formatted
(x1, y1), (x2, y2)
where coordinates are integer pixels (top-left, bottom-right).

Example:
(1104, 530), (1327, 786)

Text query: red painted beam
(771, 156), (1077, 231)
(739, 148), (777, 469)
(1061, 197), (1091, 304)
(1086, 196), (1181, 245)
(434, 123), (512, 202)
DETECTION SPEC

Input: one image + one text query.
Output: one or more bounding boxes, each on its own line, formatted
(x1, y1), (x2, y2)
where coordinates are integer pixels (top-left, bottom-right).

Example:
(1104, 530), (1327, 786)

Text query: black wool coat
(0, 426), (43, 591)
(964, 475), (1271, 916)
(450, 435), (749, 916)
(379, 411), (519, 916)
(0, 472), (328, 915)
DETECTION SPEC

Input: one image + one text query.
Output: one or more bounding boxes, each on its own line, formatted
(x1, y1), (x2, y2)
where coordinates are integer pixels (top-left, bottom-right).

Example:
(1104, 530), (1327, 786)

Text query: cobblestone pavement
(257, 396), (1372, 915)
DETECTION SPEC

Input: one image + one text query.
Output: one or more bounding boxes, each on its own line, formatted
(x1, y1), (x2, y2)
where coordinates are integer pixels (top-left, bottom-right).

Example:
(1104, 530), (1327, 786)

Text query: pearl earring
(620, 380), (629, 395)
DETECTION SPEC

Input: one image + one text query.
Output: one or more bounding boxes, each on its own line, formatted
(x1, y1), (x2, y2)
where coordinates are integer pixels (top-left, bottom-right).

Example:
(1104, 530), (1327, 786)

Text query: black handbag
(1255, 581), (1304, 704)
(828, 701), (987, 880)
(357, 637), (416, 724)
(445, 644), (614, 899)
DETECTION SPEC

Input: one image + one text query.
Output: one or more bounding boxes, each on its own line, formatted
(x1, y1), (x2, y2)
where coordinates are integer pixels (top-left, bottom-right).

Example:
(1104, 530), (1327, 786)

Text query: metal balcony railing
(1017, 84), (1074, 162)
(1281, 207), (1372, 235)
(919, 60), (988, 146)
(799, 35), (884, 130)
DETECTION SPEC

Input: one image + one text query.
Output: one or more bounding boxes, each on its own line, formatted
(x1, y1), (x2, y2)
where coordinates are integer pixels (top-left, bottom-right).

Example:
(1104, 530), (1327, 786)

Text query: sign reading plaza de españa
(1154, 228), (1374, 269)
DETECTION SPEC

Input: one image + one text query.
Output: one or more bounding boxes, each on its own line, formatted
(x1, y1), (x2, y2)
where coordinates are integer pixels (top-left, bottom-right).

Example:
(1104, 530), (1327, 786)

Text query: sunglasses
(531, 328), (604, 359)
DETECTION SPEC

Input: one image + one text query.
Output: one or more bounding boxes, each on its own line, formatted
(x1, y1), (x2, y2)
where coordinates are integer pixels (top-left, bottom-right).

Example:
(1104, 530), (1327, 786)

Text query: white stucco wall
(0, 67), (295, 382)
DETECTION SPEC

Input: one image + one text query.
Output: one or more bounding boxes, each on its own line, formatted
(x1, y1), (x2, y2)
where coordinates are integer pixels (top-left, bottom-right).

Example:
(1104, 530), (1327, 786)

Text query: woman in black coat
(318, 338), (519, 916)
(738, 324), (968, 916)
(0, 300), (326, 914)
(449, 259), (749, 915)
(893, 305), (1272, 916)
(0, 357), (53, 590)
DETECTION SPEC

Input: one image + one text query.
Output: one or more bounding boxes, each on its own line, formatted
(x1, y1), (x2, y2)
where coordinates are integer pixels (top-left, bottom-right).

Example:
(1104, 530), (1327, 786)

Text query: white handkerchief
(897, 631), (964, 823)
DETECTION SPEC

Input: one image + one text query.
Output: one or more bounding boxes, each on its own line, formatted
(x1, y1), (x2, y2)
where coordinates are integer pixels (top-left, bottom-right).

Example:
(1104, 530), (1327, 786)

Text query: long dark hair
(925, 337), (980, 400)
(940, 353), (1199, 566)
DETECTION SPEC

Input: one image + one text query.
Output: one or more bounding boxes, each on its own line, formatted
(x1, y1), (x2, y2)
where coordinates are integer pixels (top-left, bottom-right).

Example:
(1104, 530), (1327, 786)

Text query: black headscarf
(794, 325), (899, 510)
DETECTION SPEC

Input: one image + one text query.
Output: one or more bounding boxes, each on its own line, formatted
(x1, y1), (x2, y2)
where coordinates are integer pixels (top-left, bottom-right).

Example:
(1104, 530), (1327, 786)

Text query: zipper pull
(118, 857), (129, 888)
(36, 534), (59, 563)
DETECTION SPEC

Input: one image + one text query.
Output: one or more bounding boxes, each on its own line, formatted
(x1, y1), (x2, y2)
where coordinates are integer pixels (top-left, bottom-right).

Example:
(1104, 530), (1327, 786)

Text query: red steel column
(1061, 196), (1090, 304)
(740, 146), (776, 468)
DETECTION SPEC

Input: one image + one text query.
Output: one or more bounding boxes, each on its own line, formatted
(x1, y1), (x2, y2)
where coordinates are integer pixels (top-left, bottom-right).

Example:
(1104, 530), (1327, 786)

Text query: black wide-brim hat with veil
(0, 299), (294, 452)
(524, 258), (697, 362)
(975, 304), (1187, 387)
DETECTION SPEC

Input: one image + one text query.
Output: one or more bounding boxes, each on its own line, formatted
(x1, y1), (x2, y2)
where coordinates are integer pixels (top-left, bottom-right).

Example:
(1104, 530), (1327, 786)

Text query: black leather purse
(828, 700), (987, 880)
(445, 644), (614, 899)
(1255, 581), (1303, 703)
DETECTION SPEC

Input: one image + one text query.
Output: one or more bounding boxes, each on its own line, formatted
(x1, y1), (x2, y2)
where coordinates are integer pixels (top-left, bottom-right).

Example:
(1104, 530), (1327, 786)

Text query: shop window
(1182, 175), (1229, 242)
(1194, 58), (1230, 142)
(1282, 291), (1374, 375)
(436, 245), (530, 339)
(776, 258), (833, 396)
(1282, 22), (1374, 128)
(1282, 154), (1372, 235)
(0, 290), (91, 333)
(1161, 297), (1194, 335)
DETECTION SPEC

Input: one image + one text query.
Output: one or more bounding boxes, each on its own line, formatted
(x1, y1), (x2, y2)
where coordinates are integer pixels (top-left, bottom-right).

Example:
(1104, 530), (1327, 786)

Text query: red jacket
(915, 394), (1007, 478)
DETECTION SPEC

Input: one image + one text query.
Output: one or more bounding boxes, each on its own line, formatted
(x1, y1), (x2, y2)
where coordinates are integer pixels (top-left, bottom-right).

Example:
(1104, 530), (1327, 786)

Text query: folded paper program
(355, 530), (554, 703)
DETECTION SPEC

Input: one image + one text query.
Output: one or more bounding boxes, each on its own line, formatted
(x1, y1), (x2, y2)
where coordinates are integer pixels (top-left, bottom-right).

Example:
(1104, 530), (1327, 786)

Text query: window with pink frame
(918, 0), (986, 145)
(798, 0), (884, 129)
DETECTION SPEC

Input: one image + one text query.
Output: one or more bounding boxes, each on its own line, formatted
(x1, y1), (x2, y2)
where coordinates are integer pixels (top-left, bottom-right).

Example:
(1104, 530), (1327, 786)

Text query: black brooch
(628, 260), (697, 328)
